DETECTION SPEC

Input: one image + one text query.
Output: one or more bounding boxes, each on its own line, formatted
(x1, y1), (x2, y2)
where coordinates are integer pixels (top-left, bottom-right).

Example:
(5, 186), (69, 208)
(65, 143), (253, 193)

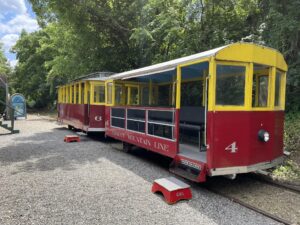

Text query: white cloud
(0, 14), (39, 34)
(0, 0), (27, 18)
(1, 34), (19, 52)
(0, 0), (39, 67)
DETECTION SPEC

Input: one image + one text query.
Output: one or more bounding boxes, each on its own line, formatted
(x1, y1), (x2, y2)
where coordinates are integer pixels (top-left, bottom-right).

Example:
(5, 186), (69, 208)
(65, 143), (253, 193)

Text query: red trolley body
(58, 103), (105, 132)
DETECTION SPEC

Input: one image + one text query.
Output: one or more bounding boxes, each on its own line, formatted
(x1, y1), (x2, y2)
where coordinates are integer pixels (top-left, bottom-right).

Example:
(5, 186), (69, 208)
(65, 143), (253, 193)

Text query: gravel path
(0, 115), (282, 225)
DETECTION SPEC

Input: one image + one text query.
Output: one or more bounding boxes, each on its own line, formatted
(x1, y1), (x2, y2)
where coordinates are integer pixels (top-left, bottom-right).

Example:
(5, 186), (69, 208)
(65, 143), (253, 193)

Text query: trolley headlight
(258, 130), (270, 142)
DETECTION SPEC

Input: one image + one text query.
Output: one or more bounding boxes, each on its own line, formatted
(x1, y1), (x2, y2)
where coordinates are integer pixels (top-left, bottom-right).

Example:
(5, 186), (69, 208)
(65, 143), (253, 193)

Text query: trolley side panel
(206, 111), (284, 169)
(105, 106), (178, 158)
(58, 103), (87, 130)
(89, 105), (105, 129)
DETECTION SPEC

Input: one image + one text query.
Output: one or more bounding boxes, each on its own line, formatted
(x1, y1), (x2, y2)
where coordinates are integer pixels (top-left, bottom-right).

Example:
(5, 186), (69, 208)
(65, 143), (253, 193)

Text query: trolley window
(181, 80), (204, 107)
(94, 84), (105, 103)
(115, 84), (123, 105)
(75, 83), (80, 104)
(141, 86), (149, 106)
(81, 82), (85, 104)
(107, 82), (113, 105)
(252, 64), (270, 108)
(127, 85), (139, 105)
(66, 86), (69, 103)
(216, 64), (246, 106)
(73, 84), (76, 104)
(275, 70), (284, 107)
(62, 87), (66, 103)
(70, 85), (73, 104)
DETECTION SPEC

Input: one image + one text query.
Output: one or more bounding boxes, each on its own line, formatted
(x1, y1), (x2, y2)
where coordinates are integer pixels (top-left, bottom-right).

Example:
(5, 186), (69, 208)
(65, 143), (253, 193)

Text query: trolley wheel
(123, 142), (133, 153)
(68, 125), (73, 130)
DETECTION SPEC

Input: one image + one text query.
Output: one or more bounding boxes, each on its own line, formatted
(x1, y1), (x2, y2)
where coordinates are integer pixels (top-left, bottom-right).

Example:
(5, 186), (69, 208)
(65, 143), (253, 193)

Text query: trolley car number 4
(225, 142), (238, 153)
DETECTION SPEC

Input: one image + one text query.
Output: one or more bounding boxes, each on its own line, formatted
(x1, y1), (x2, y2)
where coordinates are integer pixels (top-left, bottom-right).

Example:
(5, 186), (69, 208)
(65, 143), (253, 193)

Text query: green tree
(0, 43), (10, 75)
(262, 0), (300, 111)
(11, 30), (54, 108)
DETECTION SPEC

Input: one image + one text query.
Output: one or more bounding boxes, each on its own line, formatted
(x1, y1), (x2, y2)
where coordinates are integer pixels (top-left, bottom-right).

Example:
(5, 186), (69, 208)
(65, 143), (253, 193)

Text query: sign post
(10, 94), (27, 119)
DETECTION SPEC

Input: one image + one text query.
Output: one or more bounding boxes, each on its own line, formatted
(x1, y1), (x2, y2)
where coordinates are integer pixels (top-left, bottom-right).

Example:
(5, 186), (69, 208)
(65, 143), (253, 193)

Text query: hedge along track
(203, 174), (300, 225)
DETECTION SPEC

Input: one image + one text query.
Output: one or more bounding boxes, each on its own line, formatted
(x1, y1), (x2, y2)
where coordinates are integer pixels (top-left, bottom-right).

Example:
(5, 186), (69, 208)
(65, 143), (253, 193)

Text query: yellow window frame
(105, 80), (115, 106)
(73, 84), (77, 104)
(213, 60), (250, 111)
(84, 81), (90, 104)
(251, 65), (273, 111)
(115, 83), (126, 105)
(62, 86), (66, 103)
(125, 84), (139, 105)
(274, 69), (286, 110)
(69, 85), (73, 104)
(78, 82), (82, 104)
(66, 85), (70, 103)
(91, 81), (105, 105)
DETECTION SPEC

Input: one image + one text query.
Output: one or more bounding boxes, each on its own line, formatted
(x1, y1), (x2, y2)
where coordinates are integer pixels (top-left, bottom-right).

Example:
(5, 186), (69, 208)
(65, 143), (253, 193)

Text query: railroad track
(204, 174), (300, 225)
(248, 173), (300, 194)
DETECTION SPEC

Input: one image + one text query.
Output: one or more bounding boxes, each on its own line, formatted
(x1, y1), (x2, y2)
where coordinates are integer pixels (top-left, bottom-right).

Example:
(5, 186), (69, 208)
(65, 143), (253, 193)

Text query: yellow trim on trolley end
(176, 65), (181, 109)
(208, 57), (216, 111)
(215, 43), (288, 72)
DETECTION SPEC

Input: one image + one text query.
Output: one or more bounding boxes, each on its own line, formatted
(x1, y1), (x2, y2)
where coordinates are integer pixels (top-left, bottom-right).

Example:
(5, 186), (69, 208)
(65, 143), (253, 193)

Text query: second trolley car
(57, 72), (112, 132)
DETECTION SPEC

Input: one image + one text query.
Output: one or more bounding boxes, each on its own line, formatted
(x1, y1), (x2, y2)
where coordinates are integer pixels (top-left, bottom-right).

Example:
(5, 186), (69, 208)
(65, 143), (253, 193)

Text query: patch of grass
(272, 160), (300, 183)
(284, 111), (300, 153)
(271, 111), (300, 184)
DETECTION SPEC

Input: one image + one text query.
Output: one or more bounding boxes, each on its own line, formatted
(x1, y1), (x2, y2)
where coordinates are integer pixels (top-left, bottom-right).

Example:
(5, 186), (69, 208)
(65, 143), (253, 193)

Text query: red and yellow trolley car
(104, 43), (287, 182)
(57, 43), (287, 182)
(57, 72), (112, 132)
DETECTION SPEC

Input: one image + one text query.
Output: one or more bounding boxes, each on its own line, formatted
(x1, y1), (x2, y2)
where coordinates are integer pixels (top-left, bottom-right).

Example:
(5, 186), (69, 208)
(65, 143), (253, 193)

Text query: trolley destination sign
(110, 129), (170, 152)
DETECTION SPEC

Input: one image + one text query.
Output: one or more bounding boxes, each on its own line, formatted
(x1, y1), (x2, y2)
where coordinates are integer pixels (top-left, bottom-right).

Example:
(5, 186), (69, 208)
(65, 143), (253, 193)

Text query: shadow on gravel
(0, 126), (171, 177)
(0, 125), (279, 225)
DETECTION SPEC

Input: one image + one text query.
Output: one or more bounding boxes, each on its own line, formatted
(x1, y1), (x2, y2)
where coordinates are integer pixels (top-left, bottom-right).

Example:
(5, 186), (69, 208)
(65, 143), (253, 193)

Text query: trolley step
(169, 156), (207, 182)
(170, 162), (200, 182)
(152, 177), (192, 204)
(64, 135), (80, 143)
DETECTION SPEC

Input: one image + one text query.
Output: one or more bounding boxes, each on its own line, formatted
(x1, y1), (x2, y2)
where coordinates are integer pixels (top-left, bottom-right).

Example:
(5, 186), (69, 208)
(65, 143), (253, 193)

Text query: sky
(0, 0), (39, 67)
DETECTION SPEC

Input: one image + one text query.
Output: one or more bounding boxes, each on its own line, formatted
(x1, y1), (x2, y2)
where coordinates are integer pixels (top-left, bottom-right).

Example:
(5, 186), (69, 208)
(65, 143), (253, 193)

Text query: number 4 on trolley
(225, 142), (238, 153)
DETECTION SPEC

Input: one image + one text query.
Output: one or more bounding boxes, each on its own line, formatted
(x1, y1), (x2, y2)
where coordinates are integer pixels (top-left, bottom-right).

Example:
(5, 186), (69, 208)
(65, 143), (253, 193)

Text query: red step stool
(152, 177), (192, 204)
(64, 135), (80, 143)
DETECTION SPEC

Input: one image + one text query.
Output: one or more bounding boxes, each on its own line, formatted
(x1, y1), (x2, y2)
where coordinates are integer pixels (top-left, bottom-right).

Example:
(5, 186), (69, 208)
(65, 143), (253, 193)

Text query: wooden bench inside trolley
(103, 42), (287, 182)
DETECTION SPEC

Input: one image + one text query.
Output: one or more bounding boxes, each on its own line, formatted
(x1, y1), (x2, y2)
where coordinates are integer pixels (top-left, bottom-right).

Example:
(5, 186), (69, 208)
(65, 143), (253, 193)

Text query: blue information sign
(10, 94), (26, 118)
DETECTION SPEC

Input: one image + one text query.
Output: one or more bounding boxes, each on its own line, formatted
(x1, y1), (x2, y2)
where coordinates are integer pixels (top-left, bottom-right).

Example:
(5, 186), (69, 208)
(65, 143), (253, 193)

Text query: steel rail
(248, 173), (300, 194)
(204, 185), (294, 225)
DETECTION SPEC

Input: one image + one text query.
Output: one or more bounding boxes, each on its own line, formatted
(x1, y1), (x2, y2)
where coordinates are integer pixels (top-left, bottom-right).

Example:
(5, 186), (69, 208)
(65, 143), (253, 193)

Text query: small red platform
(64, 135), (80, 143)
(152, 177), (192, 204)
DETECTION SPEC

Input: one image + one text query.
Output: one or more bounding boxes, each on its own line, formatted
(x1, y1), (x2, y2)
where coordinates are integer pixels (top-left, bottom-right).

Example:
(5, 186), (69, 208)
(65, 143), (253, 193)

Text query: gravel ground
(207, 176), (300, 224)
(0, 115), (282, 225)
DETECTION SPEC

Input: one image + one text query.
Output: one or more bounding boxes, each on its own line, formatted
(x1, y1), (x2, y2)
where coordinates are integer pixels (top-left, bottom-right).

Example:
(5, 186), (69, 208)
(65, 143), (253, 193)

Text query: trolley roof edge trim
(110, 42), (287, 80)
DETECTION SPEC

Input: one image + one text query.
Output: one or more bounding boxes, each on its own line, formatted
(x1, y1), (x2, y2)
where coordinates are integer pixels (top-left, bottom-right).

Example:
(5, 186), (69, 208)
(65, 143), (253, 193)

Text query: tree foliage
(0, 44), (10, 112)
(0, 43), (10, 76)
(9, 0), (300, 110)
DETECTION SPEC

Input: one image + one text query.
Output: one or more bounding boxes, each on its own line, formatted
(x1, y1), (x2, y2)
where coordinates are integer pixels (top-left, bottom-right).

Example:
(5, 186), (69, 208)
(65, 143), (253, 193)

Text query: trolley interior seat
(179, 106), (205, 155)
